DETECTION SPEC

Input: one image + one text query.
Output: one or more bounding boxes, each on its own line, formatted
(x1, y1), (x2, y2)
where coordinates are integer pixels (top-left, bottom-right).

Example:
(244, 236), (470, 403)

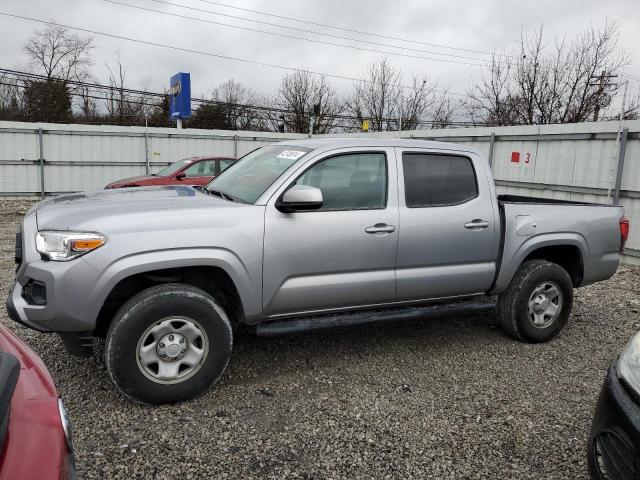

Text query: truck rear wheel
(105, 283), (232, 405)
(498, 260), (573, 343)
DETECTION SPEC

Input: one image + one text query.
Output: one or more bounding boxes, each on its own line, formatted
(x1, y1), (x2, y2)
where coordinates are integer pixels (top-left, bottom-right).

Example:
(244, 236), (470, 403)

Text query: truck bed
(498, 194), (602, 206)
(492, 195), (623, 294)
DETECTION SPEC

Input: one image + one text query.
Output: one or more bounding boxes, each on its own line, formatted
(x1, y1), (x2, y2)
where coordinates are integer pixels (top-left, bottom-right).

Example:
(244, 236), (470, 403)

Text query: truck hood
(35, 185), (240, 231)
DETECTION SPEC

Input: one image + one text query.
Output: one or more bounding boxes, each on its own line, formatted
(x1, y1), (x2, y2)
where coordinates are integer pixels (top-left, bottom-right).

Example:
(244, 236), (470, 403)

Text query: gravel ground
(1, 199), (639, 479)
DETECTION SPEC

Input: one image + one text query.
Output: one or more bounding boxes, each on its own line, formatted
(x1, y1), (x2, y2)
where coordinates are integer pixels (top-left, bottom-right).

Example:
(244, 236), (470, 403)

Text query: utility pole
(309, 103), (320, 136)
(144, 116), (150, 175)
(595, 70), (606, 121)
(589, 71), (618, 121)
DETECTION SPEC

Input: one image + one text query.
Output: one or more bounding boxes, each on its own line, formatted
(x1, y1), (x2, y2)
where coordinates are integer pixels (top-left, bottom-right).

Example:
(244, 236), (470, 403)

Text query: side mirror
(276, 185), (323, 213)
(175, 172), (186, 180)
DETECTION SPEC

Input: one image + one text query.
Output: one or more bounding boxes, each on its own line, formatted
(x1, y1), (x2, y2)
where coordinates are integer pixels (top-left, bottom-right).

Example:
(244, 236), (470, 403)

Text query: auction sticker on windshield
(276, 150), (307, 160)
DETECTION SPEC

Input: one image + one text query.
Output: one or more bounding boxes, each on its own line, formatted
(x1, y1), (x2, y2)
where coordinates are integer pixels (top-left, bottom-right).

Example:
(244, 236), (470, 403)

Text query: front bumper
(6, 213), (98, 355)
(7, 282), (95, 357)
(588, 361), (640, 479)
(7, 259), (100, 333)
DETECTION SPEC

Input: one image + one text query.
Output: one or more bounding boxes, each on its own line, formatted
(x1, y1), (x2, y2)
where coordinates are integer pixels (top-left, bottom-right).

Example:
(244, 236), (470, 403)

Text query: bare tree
(347, 57), (450, 131)
(191, 79), (265, 131)
(395, 76), (453, 130)
(347, 58), (402, 132)
(105, 54), (128, 124)
(272, 70), (343, 133)
(104, 53), (155, 125)
(466, 21), (636, 125)
(430, 91), (459, 129)
(0, 73), (26, 121)
(24, 21), (94, 83)
(615, 85), (640, 121)
(465, 52), (518, 126)
(21, 21), (94, 122)
(211, 79), (262, 130)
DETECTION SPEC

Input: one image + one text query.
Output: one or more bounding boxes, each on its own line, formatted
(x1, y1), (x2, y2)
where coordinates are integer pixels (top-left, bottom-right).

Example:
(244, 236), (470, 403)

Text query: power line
(103, 0), (486, 67)
(0, 11), (468, 97)
(192, 0), (502, 59)
(125, 0), (491, 65)
(0, 67), (323, 117)
(1, 69), (477, 127)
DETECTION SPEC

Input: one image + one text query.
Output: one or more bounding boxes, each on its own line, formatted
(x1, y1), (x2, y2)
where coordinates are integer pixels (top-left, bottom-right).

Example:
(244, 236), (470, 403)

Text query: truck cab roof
(273, 137), (479, 155)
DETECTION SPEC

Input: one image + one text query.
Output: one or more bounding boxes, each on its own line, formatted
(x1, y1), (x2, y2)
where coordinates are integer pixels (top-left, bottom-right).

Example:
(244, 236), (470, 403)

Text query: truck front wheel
(498, 260), (573, 343)
(105, 283), (233, 404)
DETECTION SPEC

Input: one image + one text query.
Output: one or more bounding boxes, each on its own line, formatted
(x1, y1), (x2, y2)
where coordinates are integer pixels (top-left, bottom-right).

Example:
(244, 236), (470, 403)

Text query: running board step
(255, 300), (496, 337)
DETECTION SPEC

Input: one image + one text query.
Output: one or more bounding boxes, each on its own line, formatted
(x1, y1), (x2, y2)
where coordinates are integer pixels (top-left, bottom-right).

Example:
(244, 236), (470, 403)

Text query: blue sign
(169, 72), (191, 120)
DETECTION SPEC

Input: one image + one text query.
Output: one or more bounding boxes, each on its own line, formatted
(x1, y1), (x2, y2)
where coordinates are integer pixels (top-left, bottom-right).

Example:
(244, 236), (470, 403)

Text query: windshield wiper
(208, 189), (235, 202)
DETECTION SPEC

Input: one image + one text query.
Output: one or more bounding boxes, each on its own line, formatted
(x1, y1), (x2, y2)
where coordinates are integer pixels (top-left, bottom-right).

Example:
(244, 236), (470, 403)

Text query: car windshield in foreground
(155, 158), (193, 177)
(206, 145), (312, 204)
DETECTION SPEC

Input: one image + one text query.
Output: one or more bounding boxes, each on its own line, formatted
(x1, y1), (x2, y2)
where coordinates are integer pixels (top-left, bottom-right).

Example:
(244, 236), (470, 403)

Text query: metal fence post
(488, 132), (495, 169)
(613, 128), (629, 206)
(144, 129), (150, 175)
(233, 135), (238, 158)
(37, 128), (45, 199)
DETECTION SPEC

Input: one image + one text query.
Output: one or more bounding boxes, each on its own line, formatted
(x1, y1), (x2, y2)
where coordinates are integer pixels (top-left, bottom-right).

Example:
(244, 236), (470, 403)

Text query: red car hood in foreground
(0, 325), (73, 479)
(105, 175), (163, 189)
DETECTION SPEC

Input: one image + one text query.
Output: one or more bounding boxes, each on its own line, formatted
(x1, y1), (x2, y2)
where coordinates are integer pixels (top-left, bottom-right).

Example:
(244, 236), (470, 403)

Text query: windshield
(206, 145), (311, 203)
(155, 158), (194, 177)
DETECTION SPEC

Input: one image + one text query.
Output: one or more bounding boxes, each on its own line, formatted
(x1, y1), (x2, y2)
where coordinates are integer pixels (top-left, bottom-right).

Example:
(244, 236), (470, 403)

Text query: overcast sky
(1, 0), (639, 104)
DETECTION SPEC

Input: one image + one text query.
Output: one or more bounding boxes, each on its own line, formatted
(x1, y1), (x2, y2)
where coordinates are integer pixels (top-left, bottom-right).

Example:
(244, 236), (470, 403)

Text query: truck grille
(14, 229), (22, 271)
(594, 429), (639, 480)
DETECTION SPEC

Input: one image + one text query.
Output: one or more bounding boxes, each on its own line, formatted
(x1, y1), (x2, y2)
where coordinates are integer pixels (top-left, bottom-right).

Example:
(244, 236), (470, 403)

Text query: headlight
(618, 332), (640, 395)
(36, 231), (105, 261)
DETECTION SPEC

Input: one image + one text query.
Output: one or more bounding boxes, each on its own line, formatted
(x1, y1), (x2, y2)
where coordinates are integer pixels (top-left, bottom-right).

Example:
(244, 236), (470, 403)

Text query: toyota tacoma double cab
(6, 138), (629, 404)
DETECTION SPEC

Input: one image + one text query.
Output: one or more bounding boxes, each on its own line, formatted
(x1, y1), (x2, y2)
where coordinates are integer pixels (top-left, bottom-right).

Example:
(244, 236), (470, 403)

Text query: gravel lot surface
(1, 199), (639, 479)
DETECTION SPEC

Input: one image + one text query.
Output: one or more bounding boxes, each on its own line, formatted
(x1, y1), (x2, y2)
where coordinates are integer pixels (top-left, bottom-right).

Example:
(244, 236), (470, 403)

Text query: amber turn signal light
(70, 238), (105, 252)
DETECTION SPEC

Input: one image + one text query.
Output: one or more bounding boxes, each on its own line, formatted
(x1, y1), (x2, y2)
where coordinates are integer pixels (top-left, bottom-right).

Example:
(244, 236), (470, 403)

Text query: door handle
(464, 219), (490, 229)
(365, 223), (396, 234)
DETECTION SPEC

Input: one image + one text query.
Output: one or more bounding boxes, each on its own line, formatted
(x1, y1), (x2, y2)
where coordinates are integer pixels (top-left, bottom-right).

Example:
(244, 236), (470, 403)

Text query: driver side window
(295, 152), (387, 210)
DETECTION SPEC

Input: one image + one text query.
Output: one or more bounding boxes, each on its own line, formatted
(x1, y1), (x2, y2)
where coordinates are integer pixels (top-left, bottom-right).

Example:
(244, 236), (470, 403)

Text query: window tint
(203, 160), (216, 175)
(402, 153), (477, 207)
(218, 159), (234, 173)
(295, 153), (387, 210)
(155, 158), (191, 177)
(183, 160), (218, 177)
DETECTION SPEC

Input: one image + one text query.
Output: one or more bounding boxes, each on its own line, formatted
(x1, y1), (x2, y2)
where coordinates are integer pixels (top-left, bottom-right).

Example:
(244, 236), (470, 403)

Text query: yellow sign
(362, 120), (370, 132)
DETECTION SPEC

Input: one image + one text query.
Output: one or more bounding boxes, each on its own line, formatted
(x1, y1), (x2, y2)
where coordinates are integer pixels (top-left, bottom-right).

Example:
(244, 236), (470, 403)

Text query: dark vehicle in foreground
(6, 138), (629, 404)
(105, 156), (235, 189)
(588, 330), (640, 480)
(0, 323), (74, 479)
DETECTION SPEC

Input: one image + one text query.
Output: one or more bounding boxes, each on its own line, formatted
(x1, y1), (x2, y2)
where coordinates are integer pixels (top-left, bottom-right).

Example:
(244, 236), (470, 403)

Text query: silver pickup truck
(6, 138), (629, 404)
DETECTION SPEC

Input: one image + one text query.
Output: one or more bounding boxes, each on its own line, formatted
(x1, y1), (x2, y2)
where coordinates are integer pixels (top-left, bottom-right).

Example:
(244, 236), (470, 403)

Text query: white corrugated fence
(0, 119), (638, 262)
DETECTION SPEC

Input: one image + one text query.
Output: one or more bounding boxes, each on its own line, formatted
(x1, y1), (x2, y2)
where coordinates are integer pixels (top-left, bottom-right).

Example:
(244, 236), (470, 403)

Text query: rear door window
(184, 160), (215, 177)
(402, 153), (477, 207)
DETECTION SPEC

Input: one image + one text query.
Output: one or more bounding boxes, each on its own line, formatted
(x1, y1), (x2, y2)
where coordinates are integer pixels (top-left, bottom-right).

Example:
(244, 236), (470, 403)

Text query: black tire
(498, 260), (573, 343)
(105, 283), (232, 405)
